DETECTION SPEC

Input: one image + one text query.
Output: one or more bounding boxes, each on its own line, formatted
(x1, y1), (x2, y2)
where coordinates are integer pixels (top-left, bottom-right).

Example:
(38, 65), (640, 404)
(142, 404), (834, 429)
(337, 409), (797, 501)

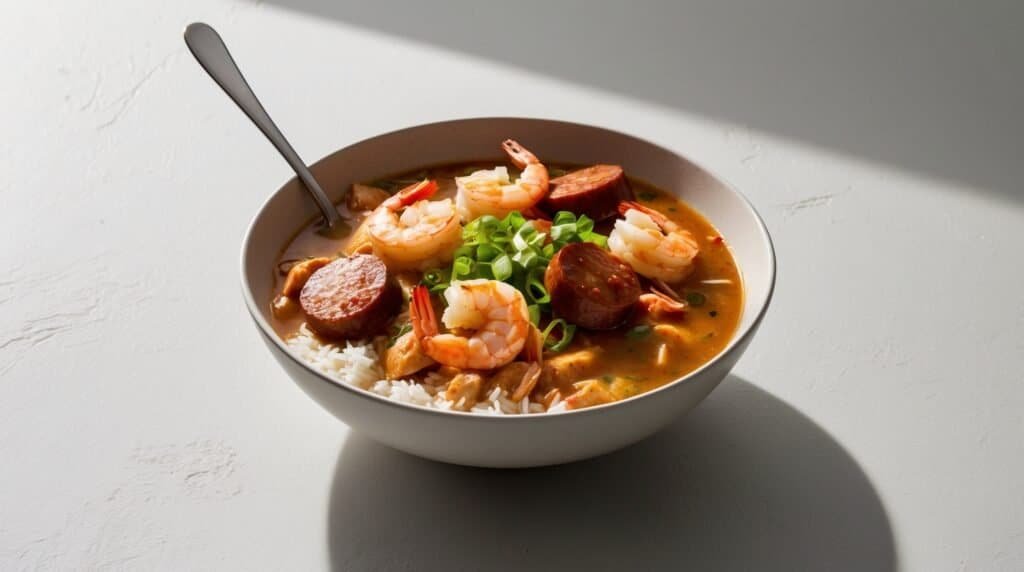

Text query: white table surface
(3, 1), (1023, 570)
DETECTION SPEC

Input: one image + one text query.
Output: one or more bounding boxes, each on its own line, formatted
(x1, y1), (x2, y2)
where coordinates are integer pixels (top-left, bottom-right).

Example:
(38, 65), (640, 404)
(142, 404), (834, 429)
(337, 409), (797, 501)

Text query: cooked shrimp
(409, 280), (531, 370)
(637, 290), (688, 321)
(608, 201), (699, 283)
(455, 139), (549, 220)
(368, 179), (462, 271)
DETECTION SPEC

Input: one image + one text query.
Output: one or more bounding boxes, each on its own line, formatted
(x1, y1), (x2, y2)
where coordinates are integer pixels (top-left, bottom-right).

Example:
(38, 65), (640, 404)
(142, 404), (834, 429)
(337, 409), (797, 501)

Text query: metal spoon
(184, 22), (348, 235)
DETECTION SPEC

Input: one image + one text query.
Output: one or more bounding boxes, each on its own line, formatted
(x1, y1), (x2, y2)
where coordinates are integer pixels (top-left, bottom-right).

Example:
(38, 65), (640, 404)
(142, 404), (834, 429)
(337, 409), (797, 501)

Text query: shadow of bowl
(326, 376), (896, 571)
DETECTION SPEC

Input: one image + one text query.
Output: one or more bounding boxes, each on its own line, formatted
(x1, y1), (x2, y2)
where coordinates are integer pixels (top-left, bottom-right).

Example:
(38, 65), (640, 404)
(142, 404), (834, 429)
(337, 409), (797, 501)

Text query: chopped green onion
(583, 233), (608, 248)
(512, 249), (540, 270)
(527, 304), (541, 326)
(553, 211), (575, 226)
(638, 191), (657, 201)
(626, 324), (653, 340)
(387, 323), (412, 347)
(576, 215), (595, 235)
(542, 319), (576, 352)
(491, 254), (513, 281)
(503, 211), (526, 230)
(685, 292), (706, 307)
(422, 268), (448, 287)
(512, 231), (530, 252)
(550, 223), (575, 242)
(423, 209), (609, 329)
(475, 261), (493, 279)
(453, 256), (474, 278)
(476, 243), (502, 262)
(526, 278), (550, 304)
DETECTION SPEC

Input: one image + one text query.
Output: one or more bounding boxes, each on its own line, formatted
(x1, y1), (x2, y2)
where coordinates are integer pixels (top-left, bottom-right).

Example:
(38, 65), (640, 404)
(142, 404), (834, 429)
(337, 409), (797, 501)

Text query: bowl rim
(240, 116), (776, 422)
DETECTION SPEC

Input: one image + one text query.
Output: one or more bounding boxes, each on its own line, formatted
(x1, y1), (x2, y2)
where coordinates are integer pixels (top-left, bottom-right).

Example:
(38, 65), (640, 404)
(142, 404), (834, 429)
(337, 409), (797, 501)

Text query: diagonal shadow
(259, 0), (1022, 204)
(327, 377), (896, 571)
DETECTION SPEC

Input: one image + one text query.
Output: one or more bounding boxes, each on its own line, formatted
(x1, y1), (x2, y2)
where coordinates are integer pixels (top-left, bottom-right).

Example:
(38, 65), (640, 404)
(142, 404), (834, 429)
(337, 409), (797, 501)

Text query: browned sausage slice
(299, 254), (400, 339)
(542, 165), (634, 221)
(545, 242), (641, 330)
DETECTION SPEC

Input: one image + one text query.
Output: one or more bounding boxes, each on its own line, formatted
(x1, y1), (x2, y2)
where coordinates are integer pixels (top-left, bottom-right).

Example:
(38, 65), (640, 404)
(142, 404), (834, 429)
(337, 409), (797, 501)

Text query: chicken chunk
(487, 361), (542, 401)
(347, 183), (390, 212)
(564, 379), (617, 410)
(271, 295), (301, 320)
(541, 348), (601, 391)
(384, 331), (435, 380)
(653, 324), (697, 348)
(445, 373), (484, 411)
(343, 217), (375, 256)
(281, 257), (332, 298)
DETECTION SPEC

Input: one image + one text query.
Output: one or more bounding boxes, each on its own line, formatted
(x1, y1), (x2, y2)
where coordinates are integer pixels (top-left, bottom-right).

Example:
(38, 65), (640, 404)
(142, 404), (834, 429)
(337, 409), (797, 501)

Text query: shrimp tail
(640, 290), (688, 316)
(650, 277), (684, 302)
(502, 139), (539, 168)
(618, 200), (677, 232)
(409, 285), (439, 339)
(521, 323), (544, 364)
(383, 179), (438, 209)
(510, 362), (542, 402)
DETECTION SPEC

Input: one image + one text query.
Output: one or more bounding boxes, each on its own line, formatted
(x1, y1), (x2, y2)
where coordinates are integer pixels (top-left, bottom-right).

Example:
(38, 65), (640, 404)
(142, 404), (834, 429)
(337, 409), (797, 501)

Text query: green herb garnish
(601, 375), (615, 383)
(527, 304), (541, 326)
(542, 319), (577, 352)
(638, 191), (657, 201)
(387, 323), (412, 347)
(709, 310), (718, 318)
(685, 292), (707, 307)
(420, 210), (607, 352)
(626, 324), (653, 340)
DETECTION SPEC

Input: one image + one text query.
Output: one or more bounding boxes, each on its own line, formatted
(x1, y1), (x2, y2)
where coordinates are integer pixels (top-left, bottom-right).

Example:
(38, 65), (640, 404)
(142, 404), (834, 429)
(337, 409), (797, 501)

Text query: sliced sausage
(542, 165), (634, 221)
(545, 242), (641, 330)
(299, 254), (400, 339)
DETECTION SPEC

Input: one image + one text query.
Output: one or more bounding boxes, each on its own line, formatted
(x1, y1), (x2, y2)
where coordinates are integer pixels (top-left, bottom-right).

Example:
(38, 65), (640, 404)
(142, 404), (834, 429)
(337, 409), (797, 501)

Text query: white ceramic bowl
(241, 117), (775, 468)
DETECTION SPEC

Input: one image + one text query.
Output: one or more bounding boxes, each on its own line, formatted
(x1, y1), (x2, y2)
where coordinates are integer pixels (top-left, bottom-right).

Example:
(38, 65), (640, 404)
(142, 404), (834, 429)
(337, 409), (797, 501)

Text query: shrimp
(367, 179), (462, 271)
(637, 290), (688, 321)
(608, 201), (699, 284)
(455, 139), (549, 220)
(409, 280), (531, 370)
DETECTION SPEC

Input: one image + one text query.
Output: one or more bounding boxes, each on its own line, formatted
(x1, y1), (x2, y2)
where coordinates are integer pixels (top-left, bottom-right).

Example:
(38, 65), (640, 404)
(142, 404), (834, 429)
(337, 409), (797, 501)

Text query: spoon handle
(184, 22), (344, 229)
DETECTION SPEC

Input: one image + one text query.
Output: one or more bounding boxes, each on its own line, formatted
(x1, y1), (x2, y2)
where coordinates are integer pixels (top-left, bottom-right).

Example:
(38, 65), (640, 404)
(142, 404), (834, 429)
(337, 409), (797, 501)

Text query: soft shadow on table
(327, 376), (896, 571)
(259, 0), (1022, 203)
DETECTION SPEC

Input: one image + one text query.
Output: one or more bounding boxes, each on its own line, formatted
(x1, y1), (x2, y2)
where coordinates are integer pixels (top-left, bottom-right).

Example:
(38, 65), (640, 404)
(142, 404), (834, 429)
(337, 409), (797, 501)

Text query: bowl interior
(242, 118), (774, 396)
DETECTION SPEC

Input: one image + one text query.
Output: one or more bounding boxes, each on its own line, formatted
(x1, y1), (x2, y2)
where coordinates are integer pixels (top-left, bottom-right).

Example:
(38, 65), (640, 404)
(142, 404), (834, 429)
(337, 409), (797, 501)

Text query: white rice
(286, 323), (549, 415)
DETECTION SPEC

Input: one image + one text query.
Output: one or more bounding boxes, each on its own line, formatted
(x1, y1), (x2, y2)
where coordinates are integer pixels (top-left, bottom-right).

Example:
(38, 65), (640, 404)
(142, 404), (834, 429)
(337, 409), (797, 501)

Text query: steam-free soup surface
(272, 162), (742, 405)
